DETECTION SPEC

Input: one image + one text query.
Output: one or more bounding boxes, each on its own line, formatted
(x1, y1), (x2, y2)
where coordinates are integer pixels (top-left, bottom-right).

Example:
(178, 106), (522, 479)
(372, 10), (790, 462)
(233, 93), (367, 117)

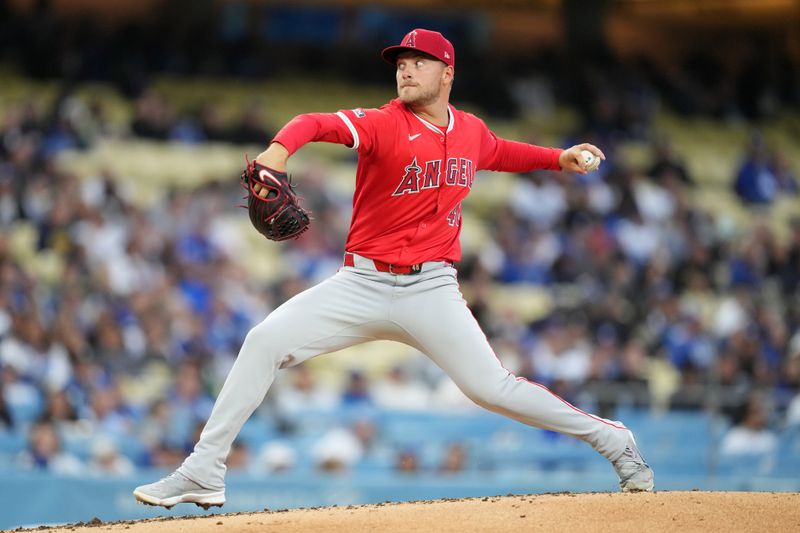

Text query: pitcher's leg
(177, 320), (292, 489)
(393, 271), (629, 460)
(177, 270), (392, 489)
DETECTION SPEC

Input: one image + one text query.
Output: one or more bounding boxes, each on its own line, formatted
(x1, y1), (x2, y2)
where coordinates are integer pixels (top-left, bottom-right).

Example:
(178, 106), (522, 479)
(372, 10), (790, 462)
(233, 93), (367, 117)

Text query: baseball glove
(240, 159), (310, 241)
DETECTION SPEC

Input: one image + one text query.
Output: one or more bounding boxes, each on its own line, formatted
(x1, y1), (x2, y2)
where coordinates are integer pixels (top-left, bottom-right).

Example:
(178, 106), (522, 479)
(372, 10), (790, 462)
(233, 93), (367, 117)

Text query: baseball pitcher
(134, 28), (654, 509)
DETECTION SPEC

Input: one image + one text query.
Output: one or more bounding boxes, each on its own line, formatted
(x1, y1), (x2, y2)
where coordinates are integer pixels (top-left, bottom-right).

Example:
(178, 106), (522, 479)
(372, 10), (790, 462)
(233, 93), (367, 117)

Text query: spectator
(528, 318), (591, 387)
(197, 104), (229, 142)
(149, 442), (185, 470)
(614, 339), (651, 409)
(770, 152), (799, 196)
(228, 104), (274, 145)
(88, 437), (135, 476)
(256, 441), (297, 473)
(350, 418), (379, 457)
(19, 420), (83, 475)
(0, 312), (73, 392)
(310, 417), (379, 473)
(138, 399), (174, 453)
(372, 366), (431, 412)
(340, 370), (373, 408)
(662, 310), (716, 372)
(787, 395), (800, 427)
(508, 172), (567, 229)
(720, 394), (778, 456)
(0, 174), (17, 226)
(785, 337), (800, 426)
(168, 361), (215, 444)
(779, 218), (800, 293)
(225, 440), (250, 472)
(169, 109), (205, 144)
(1, 365), (41, 426)
(648, 137), (693, 186)
(615, 209), (662, 266)
(0, 381), (13, 429)
(394, 448), (420, 474)
(131, 90), (174, 140)
(311, 426), (363, 473)
(715, 353), (754, 417)
(39, 390), (88, 439)
(84, 385), (136, 440)
(274, 365), (339, 415)
(734, 134), (779, 205)
(438, 442), (468, 474)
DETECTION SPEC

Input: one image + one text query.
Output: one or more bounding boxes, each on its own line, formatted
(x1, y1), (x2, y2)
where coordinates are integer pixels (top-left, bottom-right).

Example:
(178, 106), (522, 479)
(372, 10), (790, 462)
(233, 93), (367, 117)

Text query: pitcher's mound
(40, 491), (800, 533)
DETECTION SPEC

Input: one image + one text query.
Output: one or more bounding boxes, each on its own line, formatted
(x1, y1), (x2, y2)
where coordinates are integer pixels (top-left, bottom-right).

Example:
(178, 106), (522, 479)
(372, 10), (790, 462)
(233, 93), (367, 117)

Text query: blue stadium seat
(116, 436), (149, 466)
(379, 412), (515, 447)
(8, 399), (43, 426)
(0, 430), (27, 455)
(237, 418), (279, 449)
(618, 410), (719, 475)
(62, 434), (93, 461)
(717, 453), (773, 477)
(483, 432), (607, 473)
(774, 426), (800, 476)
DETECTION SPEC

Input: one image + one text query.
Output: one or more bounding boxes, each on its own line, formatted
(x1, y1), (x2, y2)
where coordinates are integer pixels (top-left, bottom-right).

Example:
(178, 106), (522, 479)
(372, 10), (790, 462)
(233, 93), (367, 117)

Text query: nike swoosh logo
(408, 133), (422, 141)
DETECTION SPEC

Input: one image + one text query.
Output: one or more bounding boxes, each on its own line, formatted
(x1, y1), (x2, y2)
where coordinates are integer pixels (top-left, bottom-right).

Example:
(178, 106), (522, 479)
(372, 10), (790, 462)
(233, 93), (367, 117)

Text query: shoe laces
(619, 443), (649, 469)
(622, 446), (638, 461)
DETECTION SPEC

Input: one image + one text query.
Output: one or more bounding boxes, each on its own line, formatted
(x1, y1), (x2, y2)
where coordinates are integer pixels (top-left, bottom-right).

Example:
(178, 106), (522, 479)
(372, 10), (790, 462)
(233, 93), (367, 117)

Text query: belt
(343, 252), (450, 275)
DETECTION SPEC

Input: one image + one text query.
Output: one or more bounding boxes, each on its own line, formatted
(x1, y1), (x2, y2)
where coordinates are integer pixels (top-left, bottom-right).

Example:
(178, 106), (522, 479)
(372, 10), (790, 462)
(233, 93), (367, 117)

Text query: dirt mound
(25, 492), (800, 533)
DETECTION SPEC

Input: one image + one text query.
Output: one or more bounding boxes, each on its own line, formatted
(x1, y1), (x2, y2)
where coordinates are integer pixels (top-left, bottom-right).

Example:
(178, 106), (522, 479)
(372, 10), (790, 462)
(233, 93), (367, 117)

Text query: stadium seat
(7, 399), (44, 427)
(0, 430), (27, 456)
(773, 426), (800, 476)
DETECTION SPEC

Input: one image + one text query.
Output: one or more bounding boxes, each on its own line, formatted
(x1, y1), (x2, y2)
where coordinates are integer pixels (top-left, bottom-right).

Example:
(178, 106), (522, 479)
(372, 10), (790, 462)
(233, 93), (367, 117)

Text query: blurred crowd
(0, 0), (800, 475)
(2, 0), (799, 124)
(131, 90), (274, 145)
(1, 73), (800, 477)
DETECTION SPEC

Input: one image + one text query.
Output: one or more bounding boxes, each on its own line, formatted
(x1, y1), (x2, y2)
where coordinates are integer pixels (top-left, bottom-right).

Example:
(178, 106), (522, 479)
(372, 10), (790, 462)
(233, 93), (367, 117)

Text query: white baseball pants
(179, 254), (630, 489)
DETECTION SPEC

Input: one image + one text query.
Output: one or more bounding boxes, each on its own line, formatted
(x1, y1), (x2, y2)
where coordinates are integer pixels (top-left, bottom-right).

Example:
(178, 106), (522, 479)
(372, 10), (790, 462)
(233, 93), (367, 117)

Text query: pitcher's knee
(242, 322), (293, 369)
(463, 385), (507, 413)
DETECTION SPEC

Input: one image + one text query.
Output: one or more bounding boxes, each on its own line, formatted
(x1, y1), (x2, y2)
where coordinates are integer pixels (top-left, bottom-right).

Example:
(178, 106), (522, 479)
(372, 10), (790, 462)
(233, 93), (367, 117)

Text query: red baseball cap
(382, 29), (455, 68)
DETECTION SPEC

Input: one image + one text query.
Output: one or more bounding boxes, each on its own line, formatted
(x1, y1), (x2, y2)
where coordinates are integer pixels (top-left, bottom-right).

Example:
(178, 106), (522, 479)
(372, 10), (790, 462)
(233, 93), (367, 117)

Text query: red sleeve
(271, 113), (354, 155)
(478, 125), (563, 172)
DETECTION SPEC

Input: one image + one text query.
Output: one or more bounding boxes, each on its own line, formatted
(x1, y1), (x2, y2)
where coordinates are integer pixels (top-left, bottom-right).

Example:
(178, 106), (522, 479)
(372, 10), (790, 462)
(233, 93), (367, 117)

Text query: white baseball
(581, 149), (601, 172)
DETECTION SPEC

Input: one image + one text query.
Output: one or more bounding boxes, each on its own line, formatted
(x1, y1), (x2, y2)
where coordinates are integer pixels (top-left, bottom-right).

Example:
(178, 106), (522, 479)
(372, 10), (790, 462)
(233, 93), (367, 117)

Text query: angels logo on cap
(382, 28), (455, 68)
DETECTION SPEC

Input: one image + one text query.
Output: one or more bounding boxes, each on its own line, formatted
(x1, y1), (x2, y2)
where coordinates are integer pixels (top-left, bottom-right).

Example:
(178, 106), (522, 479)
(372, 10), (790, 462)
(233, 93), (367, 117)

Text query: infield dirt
(16, 491), (800, 533)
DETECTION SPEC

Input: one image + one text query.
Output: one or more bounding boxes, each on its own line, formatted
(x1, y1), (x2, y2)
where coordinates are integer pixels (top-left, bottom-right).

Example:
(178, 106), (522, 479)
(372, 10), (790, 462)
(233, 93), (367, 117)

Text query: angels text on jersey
(392, 156), (475, 196)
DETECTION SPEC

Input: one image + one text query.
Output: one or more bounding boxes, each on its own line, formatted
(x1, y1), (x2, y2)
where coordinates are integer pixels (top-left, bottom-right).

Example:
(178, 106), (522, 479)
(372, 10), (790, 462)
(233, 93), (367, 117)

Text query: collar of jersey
(410, 104), (455, 135)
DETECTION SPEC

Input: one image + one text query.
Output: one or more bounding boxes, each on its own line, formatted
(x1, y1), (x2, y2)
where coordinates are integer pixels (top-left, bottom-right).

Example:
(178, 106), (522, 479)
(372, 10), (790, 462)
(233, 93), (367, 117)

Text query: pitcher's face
(395, 53), (451, 107)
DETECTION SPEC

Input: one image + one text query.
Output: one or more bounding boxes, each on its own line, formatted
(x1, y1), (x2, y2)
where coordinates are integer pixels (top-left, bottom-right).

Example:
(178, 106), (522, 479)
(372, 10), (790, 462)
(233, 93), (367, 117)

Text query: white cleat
(612, 431), (655, 492)
(133, 471), (225, 510)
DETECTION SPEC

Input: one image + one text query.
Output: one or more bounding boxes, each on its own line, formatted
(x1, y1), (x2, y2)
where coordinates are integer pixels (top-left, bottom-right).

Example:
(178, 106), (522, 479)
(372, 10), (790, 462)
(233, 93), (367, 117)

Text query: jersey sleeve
(477, 120), (563, 172)
(271, 112), (354, 155)
(271, 108), (390, 156)
(333, 107), (392, 156)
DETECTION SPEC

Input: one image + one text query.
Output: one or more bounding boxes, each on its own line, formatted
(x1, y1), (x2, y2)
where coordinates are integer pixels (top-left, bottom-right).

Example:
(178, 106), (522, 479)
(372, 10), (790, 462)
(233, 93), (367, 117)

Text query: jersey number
(447, 205), (462, 227)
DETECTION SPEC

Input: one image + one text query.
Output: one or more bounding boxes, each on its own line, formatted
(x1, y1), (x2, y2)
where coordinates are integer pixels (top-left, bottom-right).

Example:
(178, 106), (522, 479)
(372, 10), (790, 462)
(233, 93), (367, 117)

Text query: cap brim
(381, 46), (443, 66)
(381, 45), (413, 65)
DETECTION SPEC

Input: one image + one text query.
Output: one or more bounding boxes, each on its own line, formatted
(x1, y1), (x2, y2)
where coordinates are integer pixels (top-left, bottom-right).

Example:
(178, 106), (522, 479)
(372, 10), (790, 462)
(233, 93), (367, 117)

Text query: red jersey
(273, 98), (562, 265)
